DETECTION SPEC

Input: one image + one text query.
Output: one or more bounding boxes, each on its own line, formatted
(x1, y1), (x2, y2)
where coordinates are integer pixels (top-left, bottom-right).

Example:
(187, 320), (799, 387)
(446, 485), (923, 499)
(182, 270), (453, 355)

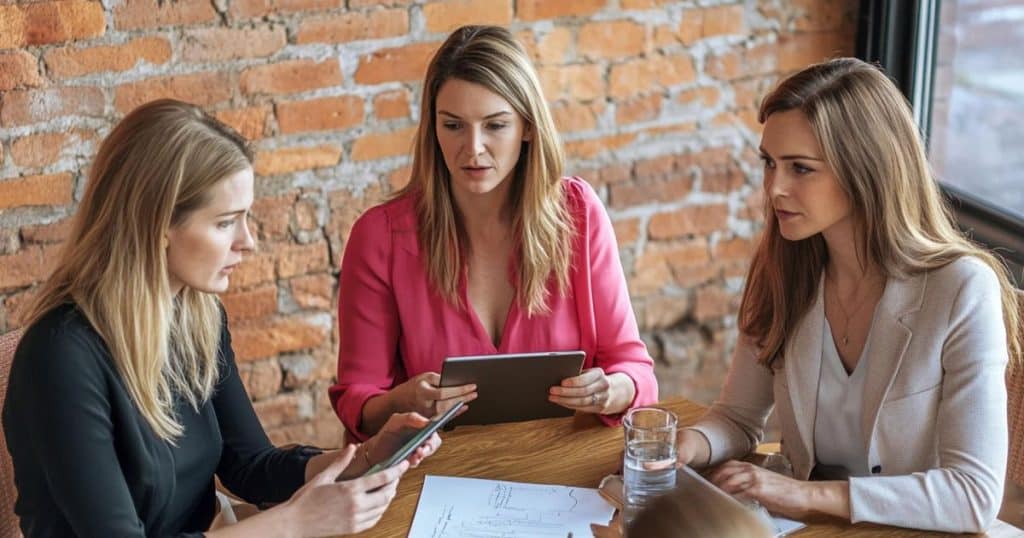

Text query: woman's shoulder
(351, 191), (418, 237)
(927, 255), (1000, 294)
(12, 303), (112, 381)
(561, 176), (601, 206)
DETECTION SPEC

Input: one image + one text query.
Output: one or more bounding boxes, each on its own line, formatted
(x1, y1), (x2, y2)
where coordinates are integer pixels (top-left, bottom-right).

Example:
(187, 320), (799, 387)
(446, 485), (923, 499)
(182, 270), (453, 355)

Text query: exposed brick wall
(0, 0), (857, 447)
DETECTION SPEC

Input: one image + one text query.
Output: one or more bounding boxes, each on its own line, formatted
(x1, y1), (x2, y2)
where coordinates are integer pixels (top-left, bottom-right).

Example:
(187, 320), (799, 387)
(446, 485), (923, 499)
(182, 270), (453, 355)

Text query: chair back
(0, 329), (24, 538)
(1008, 291), (1024, 487)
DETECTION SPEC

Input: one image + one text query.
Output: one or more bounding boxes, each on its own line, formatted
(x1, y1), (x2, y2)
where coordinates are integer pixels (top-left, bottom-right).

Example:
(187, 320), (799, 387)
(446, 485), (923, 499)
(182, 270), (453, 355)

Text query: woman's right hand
(285, 445), (409, 536)
(387, 372), (476, 418)
(676, 429), (712, 468)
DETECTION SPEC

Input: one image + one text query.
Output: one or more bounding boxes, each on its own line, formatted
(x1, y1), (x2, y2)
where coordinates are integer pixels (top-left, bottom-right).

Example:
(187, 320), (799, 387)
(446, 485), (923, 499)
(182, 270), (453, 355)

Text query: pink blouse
(329, 177), (658, 438)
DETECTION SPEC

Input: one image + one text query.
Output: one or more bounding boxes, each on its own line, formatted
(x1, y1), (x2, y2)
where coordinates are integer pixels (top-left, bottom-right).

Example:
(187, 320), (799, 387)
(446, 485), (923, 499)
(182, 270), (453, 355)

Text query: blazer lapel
(859, 272), (926, 454)
(785, 274), (826, 465)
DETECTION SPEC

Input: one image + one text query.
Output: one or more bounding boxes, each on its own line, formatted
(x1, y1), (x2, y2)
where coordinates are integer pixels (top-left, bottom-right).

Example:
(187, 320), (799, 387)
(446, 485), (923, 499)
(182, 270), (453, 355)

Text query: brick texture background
(0, 0), (857, 447)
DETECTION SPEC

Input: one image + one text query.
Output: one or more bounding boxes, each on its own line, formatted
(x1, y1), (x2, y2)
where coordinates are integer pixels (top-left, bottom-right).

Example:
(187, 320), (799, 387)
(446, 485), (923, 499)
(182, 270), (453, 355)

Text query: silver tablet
(440, 350), (586, 427)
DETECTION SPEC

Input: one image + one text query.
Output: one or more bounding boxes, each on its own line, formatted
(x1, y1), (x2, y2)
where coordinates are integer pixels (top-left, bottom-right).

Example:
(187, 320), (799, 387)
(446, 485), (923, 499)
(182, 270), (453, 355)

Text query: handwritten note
(409, 475), (616, 538)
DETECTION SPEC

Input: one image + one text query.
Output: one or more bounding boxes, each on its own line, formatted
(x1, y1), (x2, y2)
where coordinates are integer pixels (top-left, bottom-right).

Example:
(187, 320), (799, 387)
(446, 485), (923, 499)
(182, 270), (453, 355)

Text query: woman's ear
(522, 125), (533, 142)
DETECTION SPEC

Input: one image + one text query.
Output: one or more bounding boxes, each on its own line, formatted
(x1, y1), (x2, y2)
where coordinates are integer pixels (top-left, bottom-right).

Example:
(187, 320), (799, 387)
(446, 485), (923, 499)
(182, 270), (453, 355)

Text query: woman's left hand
(548, 368), (635, 415)
(707, 460), (814, 520)
(363, 412), (442, 471)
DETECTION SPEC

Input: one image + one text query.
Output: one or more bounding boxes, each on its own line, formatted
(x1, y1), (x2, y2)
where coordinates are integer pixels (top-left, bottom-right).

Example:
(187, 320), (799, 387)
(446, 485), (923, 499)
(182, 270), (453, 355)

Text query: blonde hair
(396, 25), (571, 316)
(741, 57), (1021, 369)
(626, 486), (773, 538)
(27, 99), (253, 441)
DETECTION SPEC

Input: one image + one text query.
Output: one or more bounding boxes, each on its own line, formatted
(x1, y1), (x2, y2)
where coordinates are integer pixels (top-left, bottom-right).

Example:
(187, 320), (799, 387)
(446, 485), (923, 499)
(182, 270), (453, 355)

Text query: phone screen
(361, 400), (464, 476)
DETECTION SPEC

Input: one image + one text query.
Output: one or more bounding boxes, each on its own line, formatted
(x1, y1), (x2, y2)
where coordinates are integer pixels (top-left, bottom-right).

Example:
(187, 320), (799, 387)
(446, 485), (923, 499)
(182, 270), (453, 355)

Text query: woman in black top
(2, 99), (440, 537)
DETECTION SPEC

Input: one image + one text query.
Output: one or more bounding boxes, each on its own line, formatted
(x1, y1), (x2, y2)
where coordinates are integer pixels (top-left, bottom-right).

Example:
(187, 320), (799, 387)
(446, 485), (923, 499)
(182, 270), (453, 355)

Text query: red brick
(373, 89), (411, 120)
(564, 133), (636, 160)
(0, 1), (105, 48)
(181, 26), (286, 63)
(702, 5), (745, 37)
(251, 194), (296, 241)
(694, 286), (733, 322)
(0, 51), (43, 91)
(616, 93), (662, 125)
(577, 20), (647, 60)
(290, 274), (334, 310)
(423, 0), (513, 33)
(351, 126), (416, 161)
(778, 31), (854, 72)
(294, 198), (319, 231)
(252, 392), (311, 426)
(643, 121), (697, 138)
(232, 316), (329, 361)
(11, 133), (66, 169)
(791, 0), (854, 32)
(517, 27), (573, 66)
(221, 284), (278, 323)
(713, 236), (755, 262)
(230, 0), (342, 19)
(275, 96), (365, 134)
(3, 287), (39, 329)
(648, 204), (730, 239)
(354, 42), (440, 85)
(551, 100), (605, 133)
(537, 64), (604, 102)
(0, 246), (47, 292)
(275, 241), (330, 279)
(609, 176), (693, 208)
(21, 218), (72, 244)
(215, 106), (271, 140)
(348, 0), (415, 5)
(296, 8), (408, 44)
(114, 72), (232, 114)
(634, 155), (676, 180)
(643, 294), (690, 330)
(517, 0), (606, 20)
(387, 164), (412, 191)
(240, 358), (283, 400)
(622, 0), (675, 7)
(44, 36), (170, 79)
(240, 59), (342, 97)
(0, 173), (73, 209)
(254, 145), (343, 176)
(609, 54), (696, 99)
(113, 0), (216, 30)
(1, 87), (104, 127)
(677, 87), (720, 107)
(227, 251), (276, 290)
(613, 217), (641, 245)
(631, 240), (710, 295)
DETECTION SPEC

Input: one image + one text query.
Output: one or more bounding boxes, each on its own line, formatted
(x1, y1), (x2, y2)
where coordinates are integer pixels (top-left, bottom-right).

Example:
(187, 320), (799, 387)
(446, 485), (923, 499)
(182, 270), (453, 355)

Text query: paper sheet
(408, 475), (616, 538)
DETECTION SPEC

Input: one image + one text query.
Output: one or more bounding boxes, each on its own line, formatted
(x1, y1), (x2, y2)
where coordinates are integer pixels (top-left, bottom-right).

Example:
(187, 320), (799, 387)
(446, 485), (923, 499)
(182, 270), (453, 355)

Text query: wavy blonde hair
(741, 58), (1021, 369)
(396, 25), (571, 316)
(27, 99), (253, 441)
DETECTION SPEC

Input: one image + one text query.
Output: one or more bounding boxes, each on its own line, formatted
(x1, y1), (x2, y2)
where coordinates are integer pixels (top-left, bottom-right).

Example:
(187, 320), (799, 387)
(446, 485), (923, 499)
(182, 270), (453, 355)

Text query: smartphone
(361, 400), (464, 476)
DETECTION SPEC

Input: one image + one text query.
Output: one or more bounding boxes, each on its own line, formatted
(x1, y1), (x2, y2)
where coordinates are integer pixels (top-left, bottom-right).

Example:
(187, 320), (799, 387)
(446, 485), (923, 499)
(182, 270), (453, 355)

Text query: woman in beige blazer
(676, 58), (1022, 533)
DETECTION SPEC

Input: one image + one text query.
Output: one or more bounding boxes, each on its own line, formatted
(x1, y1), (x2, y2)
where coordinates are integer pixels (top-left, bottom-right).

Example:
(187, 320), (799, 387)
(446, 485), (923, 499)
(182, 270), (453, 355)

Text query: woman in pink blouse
(329, 25), (658, 439)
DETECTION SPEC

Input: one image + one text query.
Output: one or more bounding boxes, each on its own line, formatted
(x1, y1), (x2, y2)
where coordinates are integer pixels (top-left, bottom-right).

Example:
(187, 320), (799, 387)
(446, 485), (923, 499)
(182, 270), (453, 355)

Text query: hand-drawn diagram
(409, 476), (616, 538)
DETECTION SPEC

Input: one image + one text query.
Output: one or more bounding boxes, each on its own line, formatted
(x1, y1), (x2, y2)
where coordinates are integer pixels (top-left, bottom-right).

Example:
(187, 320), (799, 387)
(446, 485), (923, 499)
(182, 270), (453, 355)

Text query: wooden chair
(0, 329), (25, 538)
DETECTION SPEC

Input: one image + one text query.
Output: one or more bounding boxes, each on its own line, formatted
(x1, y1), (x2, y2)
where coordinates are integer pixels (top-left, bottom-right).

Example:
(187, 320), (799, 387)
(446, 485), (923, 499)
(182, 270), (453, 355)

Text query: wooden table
(354, 397), (1023, 537)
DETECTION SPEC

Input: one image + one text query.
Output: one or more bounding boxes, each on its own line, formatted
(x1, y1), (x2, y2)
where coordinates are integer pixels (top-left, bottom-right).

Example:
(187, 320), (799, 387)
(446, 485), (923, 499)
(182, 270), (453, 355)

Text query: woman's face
(760, 109), (852, 241)
(166, 167), (255, 295)
(434, 78), (532, 200)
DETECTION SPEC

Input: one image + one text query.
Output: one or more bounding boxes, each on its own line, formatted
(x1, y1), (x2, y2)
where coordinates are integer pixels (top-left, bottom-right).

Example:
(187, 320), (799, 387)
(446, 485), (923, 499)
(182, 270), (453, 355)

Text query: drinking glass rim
(623, 406), (678, 431)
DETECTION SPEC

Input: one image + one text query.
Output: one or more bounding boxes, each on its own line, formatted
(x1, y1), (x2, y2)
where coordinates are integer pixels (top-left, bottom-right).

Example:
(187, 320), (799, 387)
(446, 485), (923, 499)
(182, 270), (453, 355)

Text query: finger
(549, 378), (605, 398)
(559, 367), (604, 388)
(548, 394), (601, 412)
(358, 460), (409, 489)
(382, 412), (431, 433)
(435, 384), (477, 400)
(315, 445), (357, 485)
(422, 372), (442, 386)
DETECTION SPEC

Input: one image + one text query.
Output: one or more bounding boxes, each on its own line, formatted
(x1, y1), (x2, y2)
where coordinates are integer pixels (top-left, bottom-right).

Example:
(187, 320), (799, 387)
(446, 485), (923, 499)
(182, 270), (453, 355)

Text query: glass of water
(622, 407), (678, 523)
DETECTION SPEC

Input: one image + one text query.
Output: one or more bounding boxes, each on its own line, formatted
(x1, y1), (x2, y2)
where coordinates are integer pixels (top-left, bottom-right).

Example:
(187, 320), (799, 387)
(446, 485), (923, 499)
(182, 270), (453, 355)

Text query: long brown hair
(396, 25), (571, 316)
(27, 99), (253, 441)
(741, 57), (1021, 368)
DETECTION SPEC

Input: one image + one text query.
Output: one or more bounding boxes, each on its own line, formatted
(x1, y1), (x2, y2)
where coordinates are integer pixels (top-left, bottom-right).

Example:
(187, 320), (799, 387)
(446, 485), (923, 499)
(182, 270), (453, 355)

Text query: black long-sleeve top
(3, 304), (317, 537)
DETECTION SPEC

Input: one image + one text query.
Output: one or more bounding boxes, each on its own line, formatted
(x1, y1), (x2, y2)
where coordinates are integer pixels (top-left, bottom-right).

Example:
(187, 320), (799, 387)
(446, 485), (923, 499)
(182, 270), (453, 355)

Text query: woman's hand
(706, 460), (850, 520)
(365, 412), (442, 470)
(285, 445), (409, 536)
(388, 372), (476, 418)
(548, 368), (636, 415)
(675, 429), (712, 468)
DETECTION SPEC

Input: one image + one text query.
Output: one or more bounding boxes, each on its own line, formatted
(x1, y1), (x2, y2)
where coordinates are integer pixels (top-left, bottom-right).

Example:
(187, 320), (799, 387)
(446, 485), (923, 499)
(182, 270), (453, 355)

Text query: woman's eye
(217, 220), (234, 229)
(487, 122), (508, 130)
(793, 162), (814, 174)
(760, 155), (775, 169)
(442, 121), (461, 130)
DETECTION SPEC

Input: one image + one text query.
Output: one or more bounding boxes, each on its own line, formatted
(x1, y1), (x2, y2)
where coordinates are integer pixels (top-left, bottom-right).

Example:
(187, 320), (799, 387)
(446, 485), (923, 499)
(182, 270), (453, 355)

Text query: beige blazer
(689, 257), (1009, 533)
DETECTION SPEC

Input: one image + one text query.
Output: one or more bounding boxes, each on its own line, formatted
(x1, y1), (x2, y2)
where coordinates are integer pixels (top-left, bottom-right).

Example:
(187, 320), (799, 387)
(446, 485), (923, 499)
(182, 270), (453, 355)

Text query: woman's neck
(821, 215), (881, 290)
(451, 180), (514, 246)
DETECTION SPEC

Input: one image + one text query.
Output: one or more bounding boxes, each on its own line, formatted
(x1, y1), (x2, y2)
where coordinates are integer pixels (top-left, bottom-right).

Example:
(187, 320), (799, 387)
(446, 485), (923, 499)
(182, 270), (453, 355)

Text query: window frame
(856, 0), (1024, 283)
